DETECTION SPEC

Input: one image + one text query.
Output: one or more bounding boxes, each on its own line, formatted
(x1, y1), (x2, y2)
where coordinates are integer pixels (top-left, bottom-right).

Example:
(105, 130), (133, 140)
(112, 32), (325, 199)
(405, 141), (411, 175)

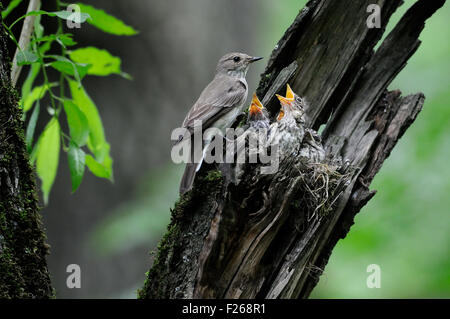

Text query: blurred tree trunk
(0, 15), (53, 298)
(139, 0), (444, 299)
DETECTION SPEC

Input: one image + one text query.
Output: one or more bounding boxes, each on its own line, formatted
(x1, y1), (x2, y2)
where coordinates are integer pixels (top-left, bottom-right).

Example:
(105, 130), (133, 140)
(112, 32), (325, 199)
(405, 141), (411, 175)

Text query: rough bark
(0, 13), (53, 298)
(139, 0), (445, 299)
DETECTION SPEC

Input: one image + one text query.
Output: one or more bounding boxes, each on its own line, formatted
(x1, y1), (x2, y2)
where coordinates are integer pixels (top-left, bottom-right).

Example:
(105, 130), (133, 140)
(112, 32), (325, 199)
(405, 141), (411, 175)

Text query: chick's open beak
(286, 84), (295, 100)
(249, 93), (263, 115)
(251, 93), (263, 108)
(276, 85), (296, 121)
(276, 94), (291, 106)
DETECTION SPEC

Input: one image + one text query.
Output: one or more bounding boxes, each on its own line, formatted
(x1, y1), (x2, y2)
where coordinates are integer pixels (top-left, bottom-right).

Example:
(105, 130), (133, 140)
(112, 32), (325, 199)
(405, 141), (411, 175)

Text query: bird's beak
(249, 93), (263, 115)
(249, 56), (263, 63)
(251, 93), (263, 109)
(276, 94), (291, 106)
(286, 84), (295, 100)
(277, 109), (285, 121)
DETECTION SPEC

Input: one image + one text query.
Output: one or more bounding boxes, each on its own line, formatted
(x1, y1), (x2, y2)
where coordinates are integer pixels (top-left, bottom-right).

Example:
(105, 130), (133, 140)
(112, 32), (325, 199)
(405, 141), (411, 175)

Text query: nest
(294, 159), (351, 222)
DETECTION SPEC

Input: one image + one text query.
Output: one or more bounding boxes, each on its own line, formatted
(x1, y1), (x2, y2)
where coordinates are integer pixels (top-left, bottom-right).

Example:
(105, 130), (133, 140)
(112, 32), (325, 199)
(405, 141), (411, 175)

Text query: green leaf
(85, 154), (112, 180)
(36, 118), (61, 204)
(47, 55), (85, 83)
(1, 0), (23, 19)
(68, 142), (86, 192)
(69, 47), (123, 77)
(30, 144), (38, 165)
(68, 79), (113, 181)
(77, 3), (138, 36)
(21, 62), (40, 98)
(63, 100), (89, 146)
(10, 11), (49, 26)
(39, 41), (52, 55)
(57, 34), (77, 46)
(33, 34), (77, 47)
(21, 83), (57, 112)
(34, 16), (44, 38)
(26, 101), (40, 153)
(16, 50), (38, 65)
(50, 60), (90, 80)
(53, 10), (90, 23)
(68, 80), (106, 157)
(9, 10), (90, 30)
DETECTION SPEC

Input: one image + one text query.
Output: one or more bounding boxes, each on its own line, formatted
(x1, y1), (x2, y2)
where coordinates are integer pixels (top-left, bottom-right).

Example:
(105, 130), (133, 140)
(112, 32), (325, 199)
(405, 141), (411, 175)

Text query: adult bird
(178, 52), (262, 194)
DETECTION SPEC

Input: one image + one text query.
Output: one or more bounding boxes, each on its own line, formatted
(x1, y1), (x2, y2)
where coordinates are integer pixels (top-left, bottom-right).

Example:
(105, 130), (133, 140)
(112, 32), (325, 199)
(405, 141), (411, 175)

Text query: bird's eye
(233, 56), (240, 62)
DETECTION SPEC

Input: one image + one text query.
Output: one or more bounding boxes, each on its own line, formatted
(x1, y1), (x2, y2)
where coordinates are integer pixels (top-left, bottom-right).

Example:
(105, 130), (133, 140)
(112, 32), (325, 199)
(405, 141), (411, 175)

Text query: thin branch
(11, 0), (41, 87)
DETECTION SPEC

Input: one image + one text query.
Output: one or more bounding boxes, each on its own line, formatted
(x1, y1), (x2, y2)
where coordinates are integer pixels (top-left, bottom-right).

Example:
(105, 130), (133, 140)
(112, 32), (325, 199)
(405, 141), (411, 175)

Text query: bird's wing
(182, 74), (247, 131)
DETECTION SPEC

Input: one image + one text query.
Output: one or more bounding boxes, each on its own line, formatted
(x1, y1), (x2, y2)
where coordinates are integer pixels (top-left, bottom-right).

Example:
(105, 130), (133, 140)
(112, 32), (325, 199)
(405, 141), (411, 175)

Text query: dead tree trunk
(0, 14), (53, 298)
(139, 0), (444, 299)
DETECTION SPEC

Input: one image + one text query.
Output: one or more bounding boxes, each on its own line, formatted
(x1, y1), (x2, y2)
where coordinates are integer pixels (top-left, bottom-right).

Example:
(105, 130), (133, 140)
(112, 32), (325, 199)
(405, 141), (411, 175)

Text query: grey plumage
(178, 52), (262, 194)
(247, 93), (270, 131)
(269, 86), (307, 162)
(299, 129), (325, 163)
(248, 109), (270, 131)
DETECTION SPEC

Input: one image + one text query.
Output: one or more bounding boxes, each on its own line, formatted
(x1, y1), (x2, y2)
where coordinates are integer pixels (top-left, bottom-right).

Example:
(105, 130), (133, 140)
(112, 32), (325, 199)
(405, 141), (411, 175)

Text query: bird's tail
(179, 148), (206, 195)
(179, 162), (197, 195)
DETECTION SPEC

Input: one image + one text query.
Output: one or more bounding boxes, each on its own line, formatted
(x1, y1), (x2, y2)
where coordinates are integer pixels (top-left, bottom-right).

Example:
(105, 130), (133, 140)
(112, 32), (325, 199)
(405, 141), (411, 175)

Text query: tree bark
(139, 0), (445, 299)
(0, 13), (53, 298)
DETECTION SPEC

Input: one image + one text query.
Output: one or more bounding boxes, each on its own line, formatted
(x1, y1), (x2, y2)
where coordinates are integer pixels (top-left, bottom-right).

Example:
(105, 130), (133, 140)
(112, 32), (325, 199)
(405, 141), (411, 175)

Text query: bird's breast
(211, 106), (242, 133)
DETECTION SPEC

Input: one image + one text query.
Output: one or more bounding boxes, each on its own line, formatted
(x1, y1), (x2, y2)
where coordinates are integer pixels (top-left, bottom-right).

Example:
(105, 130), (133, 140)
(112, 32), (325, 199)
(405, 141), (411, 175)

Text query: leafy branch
(2, 1), (137, 203)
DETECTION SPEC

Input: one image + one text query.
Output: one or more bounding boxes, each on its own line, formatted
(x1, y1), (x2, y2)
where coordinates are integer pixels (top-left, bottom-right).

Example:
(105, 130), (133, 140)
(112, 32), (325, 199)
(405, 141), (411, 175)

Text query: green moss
(256, 72), (272, 97)
(138, 167), (224, 298)
(203, 170), (222, 182)
(0, 52), (52, 298)
(0, 247), (27, 298)
(170, 191), (193, 220)
(138, 222), (180, 298)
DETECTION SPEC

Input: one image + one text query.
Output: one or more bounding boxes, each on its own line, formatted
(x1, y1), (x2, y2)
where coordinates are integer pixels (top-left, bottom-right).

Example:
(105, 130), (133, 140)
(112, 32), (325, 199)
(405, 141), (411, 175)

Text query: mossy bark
(139, 170), (224, 299)
(0, 16), (53, 298)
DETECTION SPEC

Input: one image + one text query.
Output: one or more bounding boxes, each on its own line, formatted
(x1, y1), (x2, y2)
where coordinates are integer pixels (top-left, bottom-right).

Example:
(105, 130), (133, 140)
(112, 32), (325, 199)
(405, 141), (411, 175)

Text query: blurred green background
(24, 0), (447, 298)
(311, 0), (450, 298)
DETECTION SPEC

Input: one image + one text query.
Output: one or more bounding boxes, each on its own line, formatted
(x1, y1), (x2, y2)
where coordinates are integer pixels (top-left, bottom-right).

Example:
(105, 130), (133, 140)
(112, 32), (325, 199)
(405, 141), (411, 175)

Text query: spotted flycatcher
(177, 52), (262, 194)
